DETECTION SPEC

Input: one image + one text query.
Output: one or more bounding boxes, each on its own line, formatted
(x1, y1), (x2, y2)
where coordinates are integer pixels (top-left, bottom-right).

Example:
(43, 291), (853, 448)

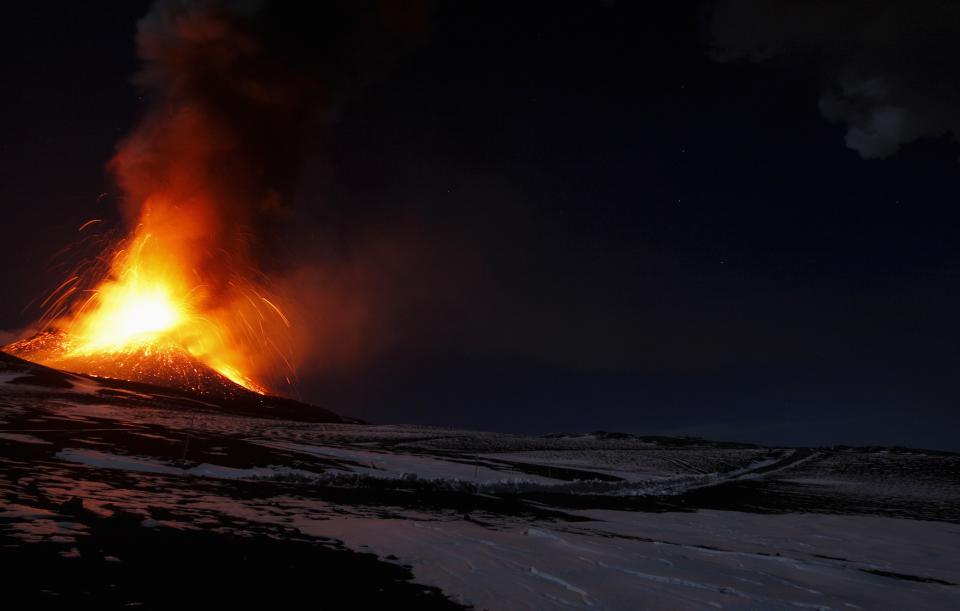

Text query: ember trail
(4, 3), (306, 397)
(5, 198), (292, 396)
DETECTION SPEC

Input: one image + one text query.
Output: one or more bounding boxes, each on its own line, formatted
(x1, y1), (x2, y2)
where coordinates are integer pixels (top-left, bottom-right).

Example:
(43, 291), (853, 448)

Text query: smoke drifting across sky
(710, 0), (960, 159)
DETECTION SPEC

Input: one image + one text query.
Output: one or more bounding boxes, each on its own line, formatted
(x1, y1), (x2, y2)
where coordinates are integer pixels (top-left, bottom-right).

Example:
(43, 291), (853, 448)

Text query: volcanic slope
(0, 348), (355, 423)
(0, 356), (957, 609)
(5, 330), (267, 397)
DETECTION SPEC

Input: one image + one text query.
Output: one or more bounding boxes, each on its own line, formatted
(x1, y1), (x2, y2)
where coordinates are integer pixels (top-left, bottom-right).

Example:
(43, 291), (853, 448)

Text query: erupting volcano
(5, 212), (289, 396)
(4, 1), (305, 397)
(5, 193), (296, 396)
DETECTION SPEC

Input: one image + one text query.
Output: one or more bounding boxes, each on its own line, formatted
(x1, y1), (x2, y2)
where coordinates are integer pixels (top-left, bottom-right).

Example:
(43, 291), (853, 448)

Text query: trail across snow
(296, 510), (960, 610)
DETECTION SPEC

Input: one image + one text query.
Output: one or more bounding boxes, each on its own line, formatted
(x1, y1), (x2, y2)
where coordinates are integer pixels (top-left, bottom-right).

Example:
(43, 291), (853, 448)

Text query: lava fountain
(4, 1), (305, 397)
(5, 196), (294, 396)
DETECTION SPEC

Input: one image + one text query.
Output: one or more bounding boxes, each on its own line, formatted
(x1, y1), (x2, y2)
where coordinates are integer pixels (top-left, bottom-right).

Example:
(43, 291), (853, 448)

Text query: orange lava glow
(9, 197), (294, 396)
(4, 4), (306, 397)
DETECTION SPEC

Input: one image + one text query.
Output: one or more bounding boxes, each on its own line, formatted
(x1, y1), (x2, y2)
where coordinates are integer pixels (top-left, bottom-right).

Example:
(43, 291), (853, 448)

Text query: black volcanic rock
(6, 330), (253, 398)
(0, 349), (359, 424)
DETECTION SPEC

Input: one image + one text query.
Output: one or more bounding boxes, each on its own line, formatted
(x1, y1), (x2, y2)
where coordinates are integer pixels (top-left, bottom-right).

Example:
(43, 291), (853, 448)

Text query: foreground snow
(301, 510), (958, 610)
(1, 354), (958, 608)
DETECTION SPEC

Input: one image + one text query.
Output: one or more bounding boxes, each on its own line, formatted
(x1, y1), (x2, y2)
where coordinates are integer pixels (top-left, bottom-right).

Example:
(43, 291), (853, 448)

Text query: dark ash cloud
(710, 0), (960, 159)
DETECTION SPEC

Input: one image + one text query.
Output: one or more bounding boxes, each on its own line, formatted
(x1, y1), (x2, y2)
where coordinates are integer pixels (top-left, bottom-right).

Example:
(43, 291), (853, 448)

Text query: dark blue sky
(2, 2), (958, 450)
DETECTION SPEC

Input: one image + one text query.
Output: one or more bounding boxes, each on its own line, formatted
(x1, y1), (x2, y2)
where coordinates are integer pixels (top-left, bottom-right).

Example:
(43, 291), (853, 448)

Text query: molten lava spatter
(4, 2), (308, 397)
(6, 210), (289, 396)
(72, 278), (182, 353)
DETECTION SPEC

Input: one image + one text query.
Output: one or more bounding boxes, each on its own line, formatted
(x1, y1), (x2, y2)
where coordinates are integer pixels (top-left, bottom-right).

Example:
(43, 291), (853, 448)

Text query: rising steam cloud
(710, 0), (960, 159)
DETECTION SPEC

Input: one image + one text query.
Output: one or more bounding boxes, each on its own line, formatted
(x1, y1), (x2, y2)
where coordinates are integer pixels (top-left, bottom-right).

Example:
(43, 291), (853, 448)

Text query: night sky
(2, 1), (959, 451)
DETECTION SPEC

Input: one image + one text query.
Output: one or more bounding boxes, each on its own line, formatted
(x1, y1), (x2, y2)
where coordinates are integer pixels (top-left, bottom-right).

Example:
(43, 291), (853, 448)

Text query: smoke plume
(710, 0), (960, 159)
(103, 0), (434, 387)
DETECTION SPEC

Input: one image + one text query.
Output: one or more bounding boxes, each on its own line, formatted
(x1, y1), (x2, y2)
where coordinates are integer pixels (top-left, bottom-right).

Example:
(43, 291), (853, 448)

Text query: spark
(78, 219), (103, 232)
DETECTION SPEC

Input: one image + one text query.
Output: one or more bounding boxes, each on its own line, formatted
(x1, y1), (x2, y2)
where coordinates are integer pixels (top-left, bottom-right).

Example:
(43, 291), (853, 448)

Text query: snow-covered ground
(1, 353), (958, 609)
(300, 510), (959, 610)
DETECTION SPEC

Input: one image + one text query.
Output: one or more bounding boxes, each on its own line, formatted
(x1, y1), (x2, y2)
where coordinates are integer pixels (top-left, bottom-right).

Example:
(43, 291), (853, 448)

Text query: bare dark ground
(3, 519), (465, 609)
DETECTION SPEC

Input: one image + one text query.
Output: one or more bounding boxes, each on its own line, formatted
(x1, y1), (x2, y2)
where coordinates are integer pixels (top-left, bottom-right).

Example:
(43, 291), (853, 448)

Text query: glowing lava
(70, 262), (184, 354)
(6, 203), (291, 396)
(4, 2), (305, 398)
